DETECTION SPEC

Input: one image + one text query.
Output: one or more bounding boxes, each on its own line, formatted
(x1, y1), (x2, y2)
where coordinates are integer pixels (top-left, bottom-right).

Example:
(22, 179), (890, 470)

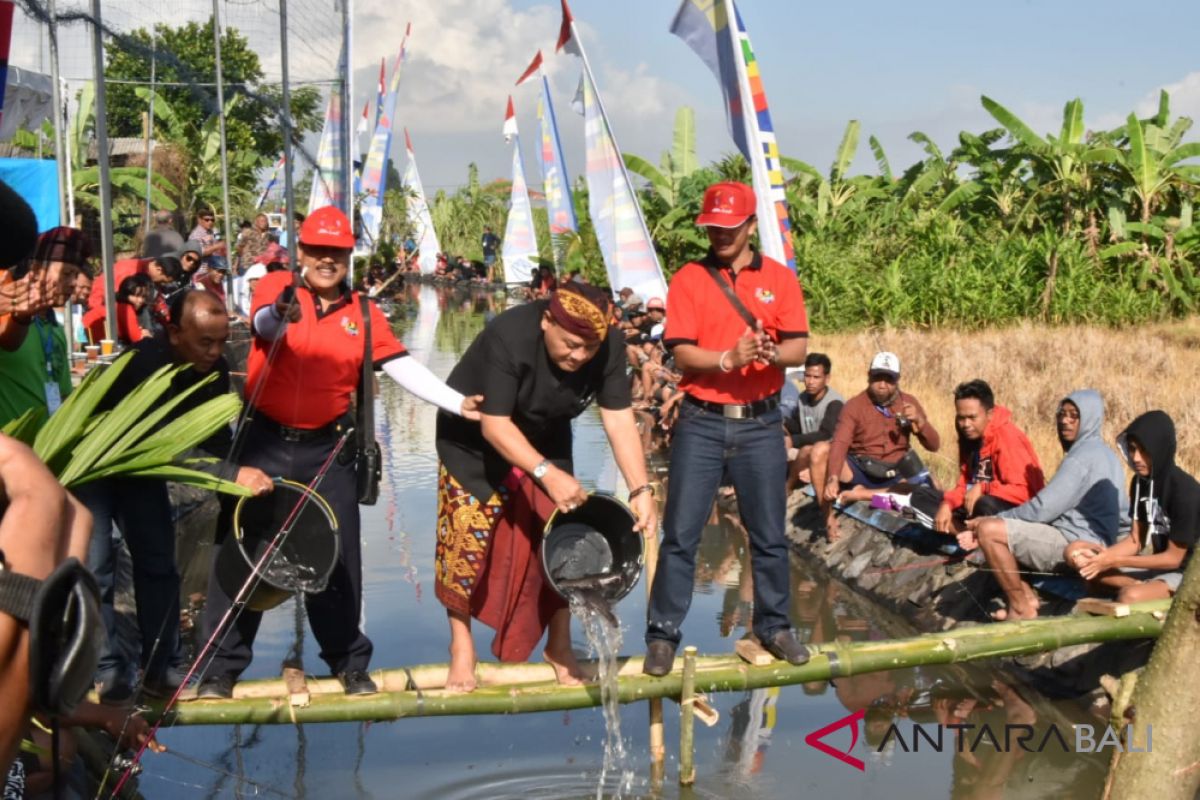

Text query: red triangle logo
(804, 708), (866, 771)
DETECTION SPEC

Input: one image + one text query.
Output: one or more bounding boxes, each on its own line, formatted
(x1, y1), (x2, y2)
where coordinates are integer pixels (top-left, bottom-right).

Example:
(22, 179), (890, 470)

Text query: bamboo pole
(152, 600), (1170, 726)
(644, 527), (665, 780)
(679, 646), (697, 786)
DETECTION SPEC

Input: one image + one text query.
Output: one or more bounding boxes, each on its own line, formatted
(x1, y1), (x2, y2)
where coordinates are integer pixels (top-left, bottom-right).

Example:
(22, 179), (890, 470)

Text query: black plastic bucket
(216, 478), (340, 612)
(541, 493), (643, 604)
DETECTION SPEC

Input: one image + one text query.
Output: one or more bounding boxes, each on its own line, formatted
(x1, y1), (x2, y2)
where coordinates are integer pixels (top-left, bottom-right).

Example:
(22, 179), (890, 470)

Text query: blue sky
(10, 0), (1200, 197)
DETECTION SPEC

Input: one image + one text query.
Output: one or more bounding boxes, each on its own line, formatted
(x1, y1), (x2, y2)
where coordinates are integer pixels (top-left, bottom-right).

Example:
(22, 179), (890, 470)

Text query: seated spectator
(84, 255), (183, 344)
(115, 273), (156, 345)
(780, 353), (844, 494)
(969, 390), (1127, 620)
(616, 286), (643, 312)
(529, 264), (557, 299)
(644, 296), (666, 328)
(815, 352), (940, 539)
(1065, 410), (1198, 604)
(913, 379), (1045, 532)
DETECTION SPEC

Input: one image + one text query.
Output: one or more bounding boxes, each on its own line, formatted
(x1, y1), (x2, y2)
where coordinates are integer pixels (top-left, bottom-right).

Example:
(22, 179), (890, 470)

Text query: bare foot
(446, 642), (477, 693)
(543, 644), (587, 687)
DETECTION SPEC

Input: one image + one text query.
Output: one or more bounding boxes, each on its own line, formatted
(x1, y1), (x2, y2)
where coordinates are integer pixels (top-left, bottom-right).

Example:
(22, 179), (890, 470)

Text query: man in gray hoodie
(966, 390), (1127, 620)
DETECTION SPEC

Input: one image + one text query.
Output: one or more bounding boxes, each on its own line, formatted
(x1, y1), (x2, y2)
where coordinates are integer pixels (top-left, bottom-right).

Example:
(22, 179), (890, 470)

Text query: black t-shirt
(436, 300), (631, 499)
(1131, 467), (1200, 553)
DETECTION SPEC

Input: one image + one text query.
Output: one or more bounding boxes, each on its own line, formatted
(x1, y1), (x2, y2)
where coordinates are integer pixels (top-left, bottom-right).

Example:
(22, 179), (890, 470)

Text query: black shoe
(338, 669), (378, 696)
(197, 673), (235, 700)
(142, 665), (191, 699)
(97, 672), (134, 705)
(763, 628), (811, 666)
(642, 640), (677, 677)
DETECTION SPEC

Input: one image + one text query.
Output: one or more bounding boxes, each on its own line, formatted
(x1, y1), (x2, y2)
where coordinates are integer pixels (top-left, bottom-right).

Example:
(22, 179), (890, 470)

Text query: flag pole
(278, 0), (298, 267)
(212, 0), (235, 310)
(89, 0), (116, 341)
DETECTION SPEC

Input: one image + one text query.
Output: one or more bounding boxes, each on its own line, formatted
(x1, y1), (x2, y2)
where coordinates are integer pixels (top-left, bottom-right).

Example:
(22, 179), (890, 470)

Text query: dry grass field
(811, 319), (1200, 486)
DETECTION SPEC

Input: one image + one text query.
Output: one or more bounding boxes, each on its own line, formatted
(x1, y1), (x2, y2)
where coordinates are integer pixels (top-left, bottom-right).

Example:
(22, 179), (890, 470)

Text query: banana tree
(623, 106), (700, 208)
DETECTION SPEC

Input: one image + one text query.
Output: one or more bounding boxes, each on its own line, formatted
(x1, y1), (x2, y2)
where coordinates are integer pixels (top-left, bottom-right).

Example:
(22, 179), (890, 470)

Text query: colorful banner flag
(670, 0), (796, 270)
(558, 0), (667, 302)
(535, 70), (578, 263)
(501, 98), (540, 284)
(257, 154), (285, 210)
(358, 26), (411, 252)
(402, 129), (440, 276)
(308, 57), (347, 214)
(373, 56), (386, 131)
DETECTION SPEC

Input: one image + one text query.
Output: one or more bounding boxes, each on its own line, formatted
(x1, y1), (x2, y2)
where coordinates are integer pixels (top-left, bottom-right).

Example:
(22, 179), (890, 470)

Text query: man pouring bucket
(434, 283), (657, 692)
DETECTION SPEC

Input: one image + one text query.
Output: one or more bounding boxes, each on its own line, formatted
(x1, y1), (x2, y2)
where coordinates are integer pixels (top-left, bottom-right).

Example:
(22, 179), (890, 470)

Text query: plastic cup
(85, 345), (100, 363)
(100, 339), (115, 356)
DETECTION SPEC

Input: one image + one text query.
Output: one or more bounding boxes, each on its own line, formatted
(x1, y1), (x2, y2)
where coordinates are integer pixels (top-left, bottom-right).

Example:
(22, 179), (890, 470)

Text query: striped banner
(358, 26), (410, 252)
(537, 73), (578, 261)
(257, 154), (284, 210)
(670, 0), (796, 270)
(308, 55), (347, 214)
(501, 99), (540, 283)
(402, 129), (440, 276)
(559, 0), (667, 301)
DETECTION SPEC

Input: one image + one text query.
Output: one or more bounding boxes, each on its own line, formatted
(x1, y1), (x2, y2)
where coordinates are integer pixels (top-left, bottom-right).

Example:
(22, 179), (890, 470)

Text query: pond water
(143, 284), (1110, 799)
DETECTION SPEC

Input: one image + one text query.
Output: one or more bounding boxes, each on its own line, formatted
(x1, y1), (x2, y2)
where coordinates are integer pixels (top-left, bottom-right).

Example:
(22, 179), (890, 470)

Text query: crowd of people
(0, 170), (1195, 792)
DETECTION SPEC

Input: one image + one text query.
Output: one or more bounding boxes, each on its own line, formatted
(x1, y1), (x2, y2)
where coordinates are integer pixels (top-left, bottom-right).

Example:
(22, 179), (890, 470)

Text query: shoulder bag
(356, 295), (383, 506)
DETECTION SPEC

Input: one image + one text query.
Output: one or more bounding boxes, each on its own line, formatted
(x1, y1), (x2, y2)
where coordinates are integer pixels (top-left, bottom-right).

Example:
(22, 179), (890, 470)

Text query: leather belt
(684, 393), (780, 420)
(253, 411), (350, 443)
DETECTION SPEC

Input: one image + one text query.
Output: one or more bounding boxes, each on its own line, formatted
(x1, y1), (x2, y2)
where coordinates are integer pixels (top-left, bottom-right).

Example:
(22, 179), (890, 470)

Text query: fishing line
(108, 429), (352, 797)
(157, 749), (292, 798)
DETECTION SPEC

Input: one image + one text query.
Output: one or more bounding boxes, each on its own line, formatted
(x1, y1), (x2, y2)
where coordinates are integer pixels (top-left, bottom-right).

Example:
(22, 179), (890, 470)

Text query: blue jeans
(646, 401), (791, 645)
(76, 479), (182, 683)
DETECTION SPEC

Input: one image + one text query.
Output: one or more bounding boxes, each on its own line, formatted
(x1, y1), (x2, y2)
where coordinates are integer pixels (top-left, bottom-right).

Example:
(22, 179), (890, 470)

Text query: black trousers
(201, 418), (372, 678)
(910, 484), (1017, 523)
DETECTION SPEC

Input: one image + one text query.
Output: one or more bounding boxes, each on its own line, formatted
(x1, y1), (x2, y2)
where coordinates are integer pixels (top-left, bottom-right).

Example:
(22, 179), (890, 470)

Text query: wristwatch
(532, 459), (551, 480)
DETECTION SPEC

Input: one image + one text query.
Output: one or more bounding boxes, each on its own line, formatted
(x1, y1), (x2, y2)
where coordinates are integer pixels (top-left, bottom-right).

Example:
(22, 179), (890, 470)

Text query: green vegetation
(1, 354), (249, 495)
(623, 93), (1200, 330)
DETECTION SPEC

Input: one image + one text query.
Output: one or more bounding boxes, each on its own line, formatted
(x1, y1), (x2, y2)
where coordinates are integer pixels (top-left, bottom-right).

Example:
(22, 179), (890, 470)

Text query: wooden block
(735, 637), (775, 667)
(1073, 598), (1130, 618)
(282, 666), (311, 707)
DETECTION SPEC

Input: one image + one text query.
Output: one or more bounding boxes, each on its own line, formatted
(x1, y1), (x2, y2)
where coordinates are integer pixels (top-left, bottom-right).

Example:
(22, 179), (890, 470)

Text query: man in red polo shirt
(644, 181), (811, 675)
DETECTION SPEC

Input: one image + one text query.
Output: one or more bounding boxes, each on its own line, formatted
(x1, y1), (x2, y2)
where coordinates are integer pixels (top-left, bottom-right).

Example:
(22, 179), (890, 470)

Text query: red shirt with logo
(664, 251), (808, 405)
(247, 270), (407, 429)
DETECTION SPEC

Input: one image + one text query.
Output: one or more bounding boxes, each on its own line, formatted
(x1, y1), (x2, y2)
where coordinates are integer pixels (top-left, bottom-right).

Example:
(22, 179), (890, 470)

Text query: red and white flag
(503, 95), (518, 142)
(555, 0), (581, 56)
(515, 50), (543, 86)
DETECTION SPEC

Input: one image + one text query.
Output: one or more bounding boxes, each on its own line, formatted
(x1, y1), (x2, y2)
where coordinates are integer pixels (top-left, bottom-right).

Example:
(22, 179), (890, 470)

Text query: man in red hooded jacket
(927, 379), (1045, 533)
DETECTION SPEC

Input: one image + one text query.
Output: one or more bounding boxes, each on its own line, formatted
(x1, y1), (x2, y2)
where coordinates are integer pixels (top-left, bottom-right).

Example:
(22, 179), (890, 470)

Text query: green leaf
(1059, 98), (1084, 145)
(33, 354), (133, 471)
(1108, 205), (1127, 240)
(1154, 90), (1170, 128)
(831, 120), (860, 183)
(868, 135), (893, 183)
(1099, 242), (1141, 259)
(780, 157), (823, 183)
(79, 464), (252, 497)
(981, 96), (1046, 151)
(937, 181), (982, 214)
(1126, 221), (1166, 240)
(1125, 113), (1155, 196)
(671, 107), (698, 179)
(91, 368), (219, 469)
(0, 408), (45, 445)
(623, 153), (673, 206)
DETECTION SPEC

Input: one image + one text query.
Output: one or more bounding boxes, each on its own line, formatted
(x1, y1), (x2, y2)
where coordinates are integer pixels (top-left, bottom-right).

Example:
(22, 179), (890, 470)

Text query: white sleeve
(382, 356), (467, 416)
(252, 305), (288, 341)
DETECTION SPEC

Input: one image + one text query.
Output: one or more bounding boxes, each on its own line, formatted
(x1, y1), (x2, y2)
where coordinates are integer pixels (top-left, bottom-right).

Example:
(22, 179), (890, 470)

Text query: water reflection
(147, 283), (1111, 800)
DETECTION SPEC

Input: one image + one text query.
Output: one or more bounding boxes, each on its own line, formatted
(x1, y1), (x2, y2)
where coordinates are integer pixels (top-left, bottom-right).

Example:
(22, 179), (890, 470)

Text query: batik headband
(548, 285), (610, 342)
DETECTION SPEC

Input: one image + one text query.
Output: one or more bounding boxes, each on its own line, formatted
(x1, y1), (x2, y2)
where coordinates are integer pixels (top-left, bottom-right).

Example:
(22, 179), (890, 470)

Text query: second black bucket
(216, 478), (340, 612)
(541, 493), (643, 604)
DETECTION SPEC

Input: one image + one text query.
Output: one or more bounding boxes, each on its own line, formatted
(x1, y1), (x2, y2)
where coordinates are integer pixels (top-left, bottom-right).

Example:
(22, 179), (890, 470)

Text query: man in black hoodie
(1065, 410), (1200, 603)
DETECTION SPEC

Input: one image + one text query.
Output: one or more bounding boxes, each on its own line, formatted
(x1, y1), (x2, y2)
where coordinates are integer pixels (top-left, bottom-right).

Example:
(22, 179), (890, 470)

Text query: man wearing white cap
(814, 351), (941, 539)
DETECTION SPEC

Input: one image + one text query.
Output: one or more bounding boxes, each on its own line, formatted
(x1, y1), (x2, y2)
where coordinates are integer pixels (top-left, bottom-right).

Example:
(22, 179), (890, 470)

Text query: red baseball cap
(299, 206), (356, 249)
(695, 181), (757, 228)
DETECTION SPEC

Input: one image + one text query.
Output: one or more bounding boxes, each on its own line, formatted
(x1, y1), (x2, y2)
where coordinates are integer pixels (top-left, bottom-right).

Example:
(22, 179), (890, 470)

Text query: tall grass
(811, 320), (1200, 485)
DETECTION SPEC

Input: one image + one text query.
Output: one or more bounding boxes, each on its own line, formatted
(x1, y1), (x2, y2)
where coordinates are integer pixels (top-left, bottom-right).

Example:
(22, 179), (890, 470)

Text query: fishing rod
(107, 428), (353, 798)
